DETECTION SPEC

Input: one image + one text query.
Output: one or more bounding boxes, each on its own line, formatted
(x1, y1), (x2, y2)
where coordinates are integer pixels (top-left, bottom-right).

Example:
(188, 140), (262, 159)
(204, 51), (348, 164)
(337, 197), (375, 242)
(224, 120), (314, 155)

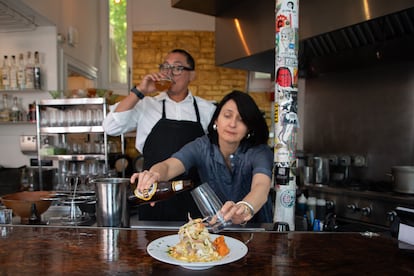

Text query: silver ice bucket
(92, 178), (130, 228)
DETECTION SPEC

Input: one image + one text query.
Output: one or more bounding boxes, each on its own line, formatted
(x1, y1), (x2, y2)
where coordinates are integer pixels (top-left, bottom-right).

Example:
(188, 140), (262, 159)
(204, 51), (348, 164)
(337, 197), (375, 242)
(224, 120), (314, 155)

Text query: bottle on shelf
(34, 51), (41, 90)
(28, 203), (41, 225)
(17, 53), (26, 90)
(25, 51), (34, 89)
(28, 169), (35, 192)
(20, 167), (30, 191)
(17, 97), (26, 121)
(1, 55), (10, 90)
(128, 180), (194, 205)
(9, 55), (18, 90)
(0, 94), (11, 122)
(10, 96), (21, 122)
(27, 101), (36, 122)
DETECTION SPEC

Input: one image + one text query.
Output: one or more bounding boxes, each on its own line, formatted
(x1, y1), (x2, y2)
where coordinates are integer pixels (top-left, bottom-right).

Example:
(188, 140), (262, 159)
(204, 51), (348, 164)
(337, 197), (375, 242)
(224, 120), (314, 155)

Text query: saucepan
(389, 166), (414, 194)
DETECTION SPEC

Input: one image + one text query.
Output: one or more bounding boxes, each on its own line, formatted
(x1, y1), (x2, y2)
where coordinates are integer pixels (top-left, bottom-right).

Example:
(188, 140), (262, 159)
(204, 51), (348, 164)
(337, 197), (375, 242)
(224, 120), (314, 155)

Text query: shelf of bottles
(1, 51), (41, 91)
(0, 50), (43, 124)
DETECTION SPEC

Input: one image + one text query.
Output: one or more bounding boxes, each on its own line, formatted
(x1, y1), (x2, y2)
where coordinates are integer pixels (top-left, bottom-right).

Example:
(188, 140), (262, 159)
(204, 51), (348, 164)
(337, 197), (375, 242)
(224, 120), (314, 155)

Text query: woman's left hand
(220, 201), (253, 225)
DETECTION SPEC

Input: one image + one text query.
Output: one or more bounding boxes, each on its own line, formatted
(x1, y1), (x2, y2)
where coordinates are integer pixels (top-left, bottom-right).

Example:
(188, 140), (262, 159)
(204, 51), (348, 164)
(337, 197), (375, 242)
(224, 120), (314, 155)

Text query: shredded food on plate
(168, 217), (230, 262)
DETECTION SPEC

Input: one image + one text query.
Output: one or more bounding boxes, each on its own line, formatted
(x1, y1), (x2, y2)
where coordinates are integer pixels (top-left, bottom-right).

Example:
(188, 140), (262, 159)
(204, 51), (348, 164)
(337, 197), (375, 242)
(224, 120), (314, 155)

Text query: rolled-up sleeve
(102, 102), (140, 136)
(250, 145), (273, 178)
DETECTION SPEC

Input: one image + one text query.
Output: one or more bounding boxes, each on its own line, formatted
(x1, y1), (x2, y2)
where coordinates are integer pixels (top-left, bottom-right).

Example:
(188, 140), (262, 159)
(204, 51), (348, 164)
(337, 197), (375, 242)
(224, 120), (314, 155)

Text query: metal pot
(91, 178), (130, 228)
(391, 166), (414, 194)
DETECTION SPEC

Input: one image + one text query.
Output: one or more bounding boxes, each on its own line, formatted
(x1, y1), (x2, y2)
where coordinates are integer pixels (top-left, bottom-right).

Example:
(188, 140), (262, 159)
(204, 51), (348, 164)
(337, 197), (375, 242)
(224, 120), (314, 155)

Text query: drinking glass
(66, 110), (75, 126)
(75, 109), (84, 126)
(84, 109), (93, 126)
(155, 77), (174, 91)
(191, 182), (232, 233)
(48, 109), (57, 126)
(40, 110), (49, 126)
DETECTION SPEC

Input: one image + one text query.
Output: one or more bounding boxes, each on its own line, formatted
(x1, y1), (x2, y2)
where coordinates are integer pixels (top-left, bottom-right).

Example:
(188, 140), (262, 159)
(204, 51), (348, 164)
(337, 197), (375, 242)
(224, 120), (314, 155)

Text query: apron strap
(162, 99), (166, 119)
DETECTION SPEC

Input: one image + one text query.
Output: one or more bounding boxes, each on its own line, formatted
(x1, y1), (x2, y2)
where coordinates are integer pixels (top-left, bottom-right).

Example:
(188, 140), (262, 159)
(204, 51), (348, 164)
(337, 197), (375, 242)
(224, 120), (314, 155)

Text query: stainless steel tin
(313, 157), (329, 185)
(91, 178), (130, 227)
(391, 166), (414, 194)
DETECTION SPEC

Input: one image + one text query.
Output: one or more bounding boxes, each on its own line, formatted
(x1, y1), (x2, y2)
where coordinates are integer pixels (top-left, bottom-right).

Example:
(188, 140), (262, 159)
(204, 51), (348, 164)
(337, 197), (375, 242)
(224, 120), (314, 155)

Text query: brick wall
(132, 30), (272, 127)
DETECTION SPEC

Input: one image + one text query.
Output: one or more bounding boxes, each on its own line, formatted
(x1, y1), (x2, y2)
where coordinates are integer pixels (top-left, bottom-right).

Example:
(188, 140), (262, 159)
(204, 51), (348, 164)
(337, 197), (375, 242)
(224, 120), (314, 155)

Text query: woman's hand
(130, 170), (160, 207)
(219, 201), (254, 225)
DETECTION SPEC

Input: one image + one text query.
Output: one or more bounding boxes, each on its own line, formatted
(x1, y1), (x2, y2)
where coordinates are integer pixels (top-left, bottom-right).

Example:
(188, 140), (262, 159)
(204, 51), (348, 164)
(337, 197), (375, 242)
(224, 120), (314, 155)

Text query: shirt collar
(157, 91), (194, 103)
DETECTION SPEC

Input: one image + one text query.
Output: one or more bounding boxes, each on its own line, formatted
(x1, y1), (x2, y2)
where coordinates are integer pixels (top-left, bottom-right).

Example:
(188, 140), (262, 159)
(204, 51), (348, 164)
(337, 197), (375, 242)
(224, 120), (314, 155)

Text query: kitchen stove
(306, 182), (414, 232)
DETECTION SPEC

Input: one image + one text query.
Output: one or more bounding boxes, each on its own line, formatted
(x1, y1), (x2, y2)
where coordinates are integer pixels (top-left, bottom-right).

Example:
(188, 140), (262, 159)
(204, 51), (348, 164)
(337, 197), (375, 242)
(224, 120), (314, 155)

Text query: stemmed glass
(191, 182), (232, 233)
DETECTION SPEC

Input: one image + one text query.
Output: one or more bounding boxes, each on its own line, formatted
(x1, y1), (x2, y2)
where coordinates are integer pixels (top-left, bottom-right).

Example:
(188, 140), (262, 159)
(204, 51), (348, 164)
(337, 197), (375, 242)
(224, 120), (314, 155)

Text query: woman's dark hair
(207, 90), (269, 149)
(170, 49), (195, 70)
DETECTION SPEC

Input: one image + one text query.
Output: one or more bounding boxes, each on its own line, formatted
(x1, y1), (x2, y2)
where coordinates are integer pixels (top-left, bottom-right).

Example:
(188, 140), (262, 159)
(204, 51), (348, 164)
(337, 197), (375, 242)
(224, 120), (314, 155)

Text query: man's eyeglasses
(159, 63), (193, 76)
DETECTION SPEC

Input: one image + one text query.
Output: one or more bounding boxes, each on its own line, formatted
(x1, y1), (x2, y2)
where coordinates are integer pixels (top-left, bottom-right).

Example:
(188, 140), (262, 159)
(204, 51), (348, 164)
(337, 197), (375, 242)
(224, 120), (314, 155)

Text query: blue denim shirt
(172, 135), (274, 223)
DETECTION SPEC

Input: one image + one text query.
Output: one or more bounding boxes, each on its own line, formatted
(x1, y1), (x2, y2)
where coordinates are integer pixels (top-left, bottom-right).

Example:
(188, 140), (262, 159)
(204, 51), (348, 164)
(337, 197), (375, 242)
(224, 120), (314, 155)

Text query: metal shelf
(39, 126), (104, 133)
(0, 89), (43, 93)
(0, 121), (36, 125)
(36, 98), (108, 189)
(38, 98), (106, 106)
(40, 154), (106, 161)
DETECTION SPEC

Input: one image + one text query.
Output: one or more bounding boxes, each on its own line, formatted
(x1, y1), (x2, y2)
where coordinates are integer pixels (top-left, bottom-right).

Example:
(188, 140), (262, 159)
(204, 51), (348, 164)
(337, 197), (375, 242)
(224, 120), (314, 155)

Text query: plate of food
(147, 218), (248, 270)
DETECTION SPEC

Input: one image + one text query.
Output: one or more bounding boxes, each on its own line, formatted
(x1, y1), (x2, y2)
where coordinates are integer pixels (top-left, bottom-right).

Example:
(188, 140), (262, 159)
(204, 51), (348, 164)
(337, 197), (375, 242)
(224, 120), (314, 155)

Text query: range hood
(172, 0), (414, 76)
(0, 0), (52, 32)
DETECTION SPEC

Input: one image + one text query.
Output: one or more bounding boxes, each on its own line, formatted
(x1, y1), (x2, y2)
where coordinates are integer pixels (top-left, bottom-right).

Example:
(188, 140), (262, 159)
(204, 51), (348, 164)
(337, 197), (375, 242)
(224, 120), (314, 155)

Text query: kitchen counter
(0, 225), (413, 275)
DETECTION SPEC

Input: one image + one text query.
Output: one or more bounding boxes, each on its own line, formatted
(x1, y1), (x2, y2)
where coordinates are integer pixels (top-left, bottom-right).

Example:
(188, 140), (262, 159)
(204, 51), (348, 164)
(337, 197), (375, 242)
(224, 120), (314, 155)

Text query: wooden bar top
(0, 225), (413, 275)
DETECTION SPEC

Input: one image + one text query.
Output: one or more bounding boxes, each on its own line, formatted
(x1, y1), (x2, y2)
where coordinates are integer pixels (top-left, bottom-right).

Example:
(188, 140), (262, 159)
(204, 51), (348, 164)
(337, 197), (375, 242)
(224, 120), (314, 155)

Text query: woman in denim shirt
(131, 90), (273, 225)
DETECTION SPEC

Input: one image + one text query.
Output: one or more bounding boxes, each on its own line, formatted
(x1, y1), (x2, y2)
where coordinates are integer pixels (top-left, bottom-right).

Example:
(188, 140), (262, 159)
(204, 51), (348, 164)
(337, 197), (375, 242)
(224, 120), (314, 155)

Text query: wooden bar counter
(0, 225), (413, 275)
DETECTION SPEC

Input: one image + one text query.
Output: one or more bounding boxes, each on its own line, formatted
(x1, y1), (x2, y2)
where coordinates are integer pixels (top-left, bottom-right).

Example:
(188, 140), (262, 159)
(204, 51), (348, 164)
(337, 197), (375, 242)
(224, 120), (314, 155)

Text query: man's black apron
(138, 98), (204, 221)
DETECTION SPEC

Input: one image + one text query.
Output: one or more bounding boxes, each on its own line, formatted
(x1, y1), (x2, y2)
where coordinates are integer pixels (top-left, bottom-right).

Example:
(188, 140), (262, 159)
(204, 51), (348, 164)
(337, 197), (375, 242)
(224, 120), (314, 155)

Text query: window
(99, 0), (130, 93)
(109, 0), (127, 84)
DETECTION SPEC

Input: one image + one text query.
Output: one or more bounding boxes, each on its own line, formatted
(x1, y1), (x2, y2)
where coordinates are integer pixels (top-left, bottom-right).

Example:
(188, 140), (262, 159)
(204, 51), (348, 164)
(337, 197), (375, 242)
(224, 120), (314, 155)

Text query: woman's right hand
(130, 170), (160, 207)
(130, 170), (160, 194)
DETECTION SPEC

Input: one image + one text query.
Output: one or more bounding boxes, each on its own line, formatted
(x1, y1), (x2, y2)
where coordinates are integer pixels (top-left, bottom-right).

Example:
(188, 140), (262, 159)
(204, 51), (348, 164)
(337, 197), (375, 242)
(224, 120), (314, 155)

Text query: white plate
(147, 234), (248, 270)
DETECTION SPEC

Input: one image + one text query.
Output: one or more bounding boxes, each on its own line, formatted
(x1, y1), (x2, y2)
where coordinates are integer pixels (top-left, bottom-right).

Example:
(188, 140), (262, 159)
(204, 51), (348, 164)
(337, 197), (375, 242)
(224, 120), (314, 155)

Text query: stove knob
(347, 204), (357, 212)
(386, 211), (397, 222)
(361, 207), (371, 216)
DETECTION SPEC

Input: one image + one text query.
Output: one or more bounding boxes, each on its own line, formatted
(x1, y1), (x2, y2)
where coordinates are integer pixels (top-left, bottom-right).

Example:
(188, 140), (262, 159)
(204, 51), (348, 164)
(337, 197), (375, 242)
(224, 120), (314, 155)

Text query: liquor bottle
(25, 51), (34, 89)
(28, 169), (35, 192)
(20, 167), (30, 191)
(28, 203), (41, 225)
(17, 53), (26, 90)
(10, 96), (21, 122)
(17, 98), (26, 121)
(27, 102), (36, 123)
(128, 180), (194, 205)
(33, 51), (41, 89)
(1, 56), (10, 90)
(9, 55), (18, 90)
(0, 94), (10, 122)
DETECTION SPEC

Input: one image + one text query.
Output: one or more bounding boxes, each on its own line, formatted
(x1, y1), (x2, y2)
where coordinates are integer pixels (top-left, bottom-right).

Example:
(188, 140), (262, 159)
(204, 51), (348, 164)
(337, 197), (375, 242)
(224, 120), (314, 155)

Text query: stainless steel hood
(172, 0), (414, 75)
(0, 0), (52, 32)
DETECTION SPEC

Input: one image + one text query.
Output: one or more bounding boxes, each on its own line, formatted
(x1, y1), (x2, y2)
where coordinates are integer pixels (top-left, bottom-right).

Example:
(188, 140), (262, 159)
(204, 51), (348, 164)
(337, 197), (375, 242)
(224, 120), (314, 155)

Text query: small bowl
(1, 191), (54, 224)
